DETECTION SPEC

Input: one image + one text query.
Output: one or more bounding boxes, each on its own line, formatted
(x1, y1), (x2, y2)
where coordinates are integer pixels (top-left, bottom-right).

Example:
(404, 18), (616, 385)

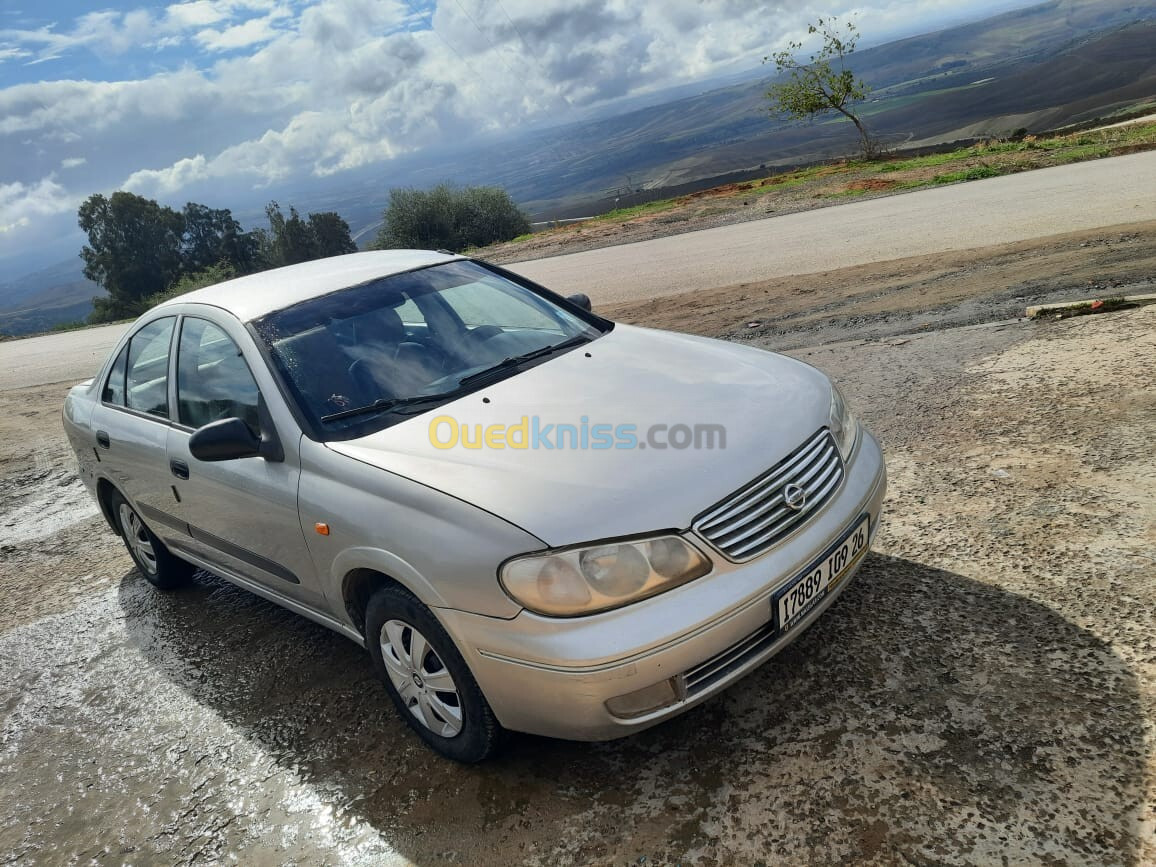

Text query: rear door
(164, 314), (323, 607)
(90, 316), (186, 543)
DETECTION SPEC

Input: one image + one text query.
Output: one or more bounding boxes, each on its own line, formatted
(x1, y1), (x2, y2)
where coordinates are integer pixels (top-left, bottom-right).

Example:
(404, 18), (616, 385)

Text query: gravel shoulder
(1, 256), (1153, 863)
(605, 220), (1156, 348)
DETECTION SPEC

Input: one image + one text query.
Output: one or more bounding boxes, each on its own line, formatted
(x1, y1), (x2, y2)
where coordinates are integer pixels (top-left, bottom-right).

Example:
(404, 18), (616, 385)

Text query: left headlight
(500, 535), (713, 617)
(829, 383), (859, 459)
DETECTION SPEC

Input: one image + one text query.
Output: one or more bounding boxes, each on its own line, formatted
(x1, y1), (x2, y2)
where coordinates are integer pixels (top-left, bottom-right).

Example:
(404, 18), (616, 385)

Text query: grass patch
(49, 320), (90, 333)
(878, 149), (976, 172)
(932, 165), (1005, 184)
(1052, 145), (1113, 164)
(877, 121), (1156, 175)
(598, 199), (680, 222)
(1049, 296), (1138, 319)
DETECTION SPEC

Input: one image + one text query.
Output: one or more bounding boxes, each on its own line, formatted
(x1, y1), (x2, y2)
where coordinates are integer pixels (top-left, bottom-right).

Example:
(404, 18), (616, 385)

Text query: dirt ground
(1, 235), (1154, 864)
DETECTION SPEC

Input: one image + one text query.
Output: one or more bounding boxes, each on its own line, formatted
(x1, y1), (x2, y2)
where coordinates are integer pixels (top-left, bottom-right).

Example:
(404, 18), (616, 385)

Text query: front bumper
(439, 430), (887, 741)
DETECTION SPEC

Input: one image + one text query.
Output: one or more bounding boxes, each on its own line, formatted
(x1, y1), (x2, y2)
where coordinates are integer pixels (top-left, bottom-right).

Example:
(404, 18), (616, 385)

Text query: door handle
(95, 430), (111, 449)
(170, 459), (190, 480)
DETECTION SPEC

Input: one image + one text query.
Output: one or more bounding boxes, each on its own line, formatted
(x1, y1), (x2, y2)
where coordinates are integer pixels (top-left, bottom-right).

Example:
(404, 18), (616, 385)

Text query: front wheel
(109, 490), (193, 590)
(365, 585), (503, 762)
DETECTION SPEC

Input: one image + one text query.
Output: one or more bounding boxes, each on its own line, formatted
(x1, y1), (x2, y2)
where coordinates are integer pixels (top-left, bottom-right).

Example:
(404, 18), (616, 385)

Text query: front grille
(694, 428), (844, 561)
(683, 622), (777, 697)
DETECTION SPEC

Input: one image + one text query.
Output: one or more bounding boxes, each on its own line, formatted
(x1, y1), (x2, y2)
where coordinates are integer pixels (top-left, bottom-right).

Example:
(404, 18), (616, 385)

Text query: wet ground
(1, 293), (1154, 864)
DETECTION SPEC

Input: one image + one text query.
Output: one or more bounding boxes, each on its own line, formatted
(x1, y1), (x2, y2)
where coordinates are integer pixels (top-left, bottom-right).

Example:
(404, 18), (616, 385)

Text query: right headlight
(500, 535), (713, 617)
(829, 383), (859, 459)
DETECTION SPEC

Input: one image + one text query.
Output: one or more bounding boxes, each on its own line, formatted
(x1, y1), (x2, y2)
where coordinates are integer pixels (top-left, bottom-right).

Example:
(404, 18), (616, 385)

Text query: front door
(164, 315), (322, 607)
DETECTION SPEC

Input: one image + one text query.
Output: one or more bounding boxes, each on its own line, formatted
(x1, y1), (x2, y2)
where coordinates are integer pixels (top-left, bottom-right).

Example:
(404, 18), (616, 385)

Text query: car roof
(157, 249), (463, 322)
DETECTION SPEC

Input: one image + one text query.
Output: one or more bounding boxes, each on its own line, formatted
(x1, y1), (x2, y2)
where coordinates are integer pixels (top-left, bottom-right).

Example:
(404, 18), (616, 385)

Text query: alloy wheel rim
(119, 504), (158, 576)
(379, 619), (463, 738)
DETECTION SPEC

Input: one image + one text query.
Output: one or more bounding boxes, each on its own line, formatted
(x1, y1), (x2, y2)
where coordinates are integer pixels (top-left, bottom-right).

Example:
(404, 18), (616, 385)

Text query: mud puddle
(0, 468), (99, 546)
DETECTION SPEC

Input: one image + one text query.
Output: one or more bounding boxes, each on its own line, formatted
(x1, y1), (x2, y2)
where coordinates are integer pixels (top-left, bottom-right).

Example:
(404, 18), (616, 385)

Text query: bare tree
(765, 18), (877, 159)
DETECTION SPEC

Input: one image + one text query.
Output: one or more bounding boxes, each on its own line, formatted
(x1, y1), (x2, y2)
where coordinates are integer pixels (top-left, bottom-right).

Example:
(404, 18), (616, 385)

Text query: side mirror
(567, 292), (592, 312)
(189, 417), (262, 461)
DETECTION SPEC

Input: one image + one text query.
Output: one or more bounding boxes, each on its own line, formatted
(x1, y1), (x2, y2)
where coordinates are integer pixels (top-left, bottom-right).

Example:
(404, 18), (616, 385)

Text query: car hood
(328, 325), (832, 548)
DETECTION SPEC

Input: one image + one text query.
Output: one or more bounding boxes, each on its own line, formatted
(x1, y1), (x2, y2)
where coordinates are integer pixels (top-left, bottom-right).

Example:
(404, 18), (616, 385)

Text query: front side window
(123, 317), (176, 418)
(176, 318), (261, 431)
(253, 260), (606, 439)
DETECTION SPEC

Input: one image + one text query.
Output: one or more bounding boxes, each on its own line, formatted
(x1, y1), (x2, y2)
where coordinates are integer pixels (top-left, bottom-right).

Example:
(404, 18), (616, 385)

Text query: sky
(1, 0), (1040, 277)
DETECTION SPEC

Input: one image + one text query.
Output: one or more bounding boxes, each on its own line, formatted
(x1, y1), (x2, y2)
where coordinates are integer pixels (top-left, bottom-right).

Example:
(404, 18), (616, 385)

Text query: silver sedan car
(63, 250), (886, 762)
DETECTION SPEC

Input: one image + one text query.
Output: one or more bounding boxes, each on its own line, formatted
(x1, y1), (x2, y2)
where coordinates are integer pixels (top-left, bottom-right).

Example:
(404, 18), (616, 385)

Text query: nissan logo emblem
(783, 483), (807, 511)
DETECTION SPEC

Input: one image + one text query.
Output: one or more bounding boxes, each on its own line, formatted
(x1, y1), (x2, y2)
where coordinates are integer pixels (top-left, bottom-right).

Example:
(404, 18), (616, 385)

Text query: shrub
(138, 262), (238, 312)
(373, 183), (531, 252)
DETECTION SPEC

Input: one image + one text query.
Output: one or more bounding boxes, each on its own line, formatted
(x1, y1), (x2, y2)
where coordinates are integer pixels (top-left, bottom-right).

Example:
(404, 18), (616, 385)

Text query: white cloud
(0, 176), (73, 234)
(165, 1), (230, 30)
(195, 12), (282, 51)
(0, 0), (1043, 265)
(0, 0), (297, 61)
(123, 154), (210, 195)
(0, 69), (219, 138)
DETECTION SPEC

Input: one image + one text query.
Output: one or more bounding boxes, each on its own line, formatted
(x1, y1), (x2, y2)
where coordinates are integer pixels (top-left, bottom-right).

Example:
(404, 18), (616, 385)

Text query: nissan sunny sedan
(63, 250), (886, 762)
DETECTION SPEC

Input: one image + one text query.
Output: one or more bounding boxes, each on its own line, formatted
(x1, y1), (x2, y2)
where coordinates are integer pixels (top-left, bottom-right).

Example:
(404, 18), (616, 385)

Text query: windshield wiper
(321, 392), (458, 423)
(457, 335), (590, 389)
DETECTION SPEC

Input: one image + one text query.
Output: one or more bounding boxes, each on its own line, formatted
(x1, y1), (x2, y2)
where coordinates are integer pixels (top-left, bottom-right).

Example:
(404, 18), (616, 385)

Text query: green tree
(373, 183), (530, 252)
(263, 201), (317, 267)
(765, 17), (876, 158)
(263, 202), (357, 267)
(79, 193), (359, 322)
(181, 202), (261, 275)
(79, 192), (185, 321)
(308, 211), (359, 258)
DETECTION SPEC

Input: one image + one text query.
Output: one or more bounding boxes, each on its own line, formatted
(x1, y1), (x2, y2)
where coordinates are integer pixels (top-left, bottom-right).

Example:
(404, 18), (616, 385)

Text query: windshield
(252, 260), (606, 439)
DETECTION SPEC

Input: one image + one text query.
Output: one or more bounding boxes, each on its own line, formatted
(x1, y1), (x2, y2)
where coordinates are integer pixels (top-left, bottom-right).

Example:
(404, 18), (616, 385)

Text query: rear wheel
(109, 490), (193, 590)
(366, 584), (503, 762)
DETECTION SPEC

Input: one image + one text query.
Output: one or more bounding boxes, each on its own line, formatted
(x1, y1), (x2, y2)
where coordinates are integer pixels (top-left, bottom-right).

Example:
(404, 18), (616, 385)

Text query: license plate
(773, 515), (870, 634)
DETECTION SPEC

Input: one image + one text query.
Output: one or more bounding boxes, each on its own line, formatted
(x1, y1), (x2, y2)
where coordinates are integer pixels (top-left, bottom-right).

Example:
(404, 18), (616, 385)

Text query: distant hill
(3, 0), (1154, 336)
(864, 19), (1156, 142)
(0, 260), (102, 336)
(310, 0), (1155, 230)
(853, 0), (1156, 85)
(461, 0), (1156, 216)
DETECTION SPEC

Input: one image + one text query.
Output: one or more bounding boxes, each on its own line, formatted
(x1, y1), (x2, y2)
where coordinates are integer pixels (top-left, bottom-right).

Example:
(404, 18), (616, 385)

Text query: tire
(108, 490), (193, 590)
(365, 584), (503, 762)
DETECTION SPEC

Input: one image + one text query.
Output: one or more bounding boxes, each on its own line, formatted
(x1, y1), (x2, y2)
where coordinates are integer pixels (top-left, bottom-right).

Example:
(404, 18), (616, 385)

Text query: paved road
(0, 323), (128, 390)
(5, 150), (1156, 389)
(508, 149), (1156, 304)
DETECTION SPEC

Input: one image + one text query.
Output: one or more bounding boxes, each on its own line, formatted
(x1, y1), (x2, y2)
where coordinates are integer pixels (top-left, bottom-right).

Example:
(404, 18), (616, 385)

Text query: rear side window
(124, 317), (176, 418)
(176, 318), (260, 431)
(102, 346), (128, 405)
